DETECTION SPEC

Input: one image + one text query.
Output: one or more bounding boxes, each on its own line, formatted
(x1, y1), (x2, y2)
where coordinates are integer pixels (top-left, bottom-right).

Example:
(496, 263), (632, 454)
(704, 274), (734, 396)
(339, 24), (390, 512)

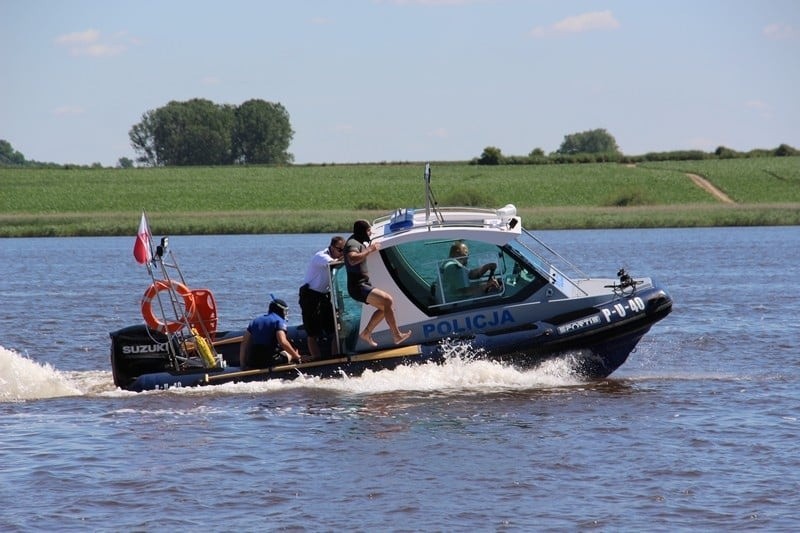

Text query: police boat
(110, 165), (672, 391)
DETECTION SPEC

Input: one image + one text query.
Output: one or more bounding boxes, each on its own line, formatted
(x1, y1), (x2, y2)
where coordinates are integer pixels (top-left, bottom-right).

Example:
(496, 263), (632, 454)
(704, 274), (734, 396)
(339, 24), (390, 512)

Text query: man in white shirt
(299, 236), (344, 358)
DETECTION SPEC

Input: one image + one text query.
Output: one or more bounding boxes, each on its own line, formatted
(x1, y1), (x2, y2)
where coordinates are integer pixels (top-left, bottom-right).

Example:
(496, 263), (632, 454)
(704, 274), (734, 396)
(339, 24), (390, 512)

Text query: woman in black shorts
(344, 219), (411, 347)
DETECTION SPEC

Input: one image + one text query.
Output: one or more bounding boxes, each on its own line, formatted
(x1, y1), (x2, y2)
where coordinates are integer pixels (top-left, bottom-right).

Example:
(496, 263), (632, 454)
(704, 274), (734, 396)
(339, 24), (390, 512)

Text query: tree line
(475, 128), (798, 165)
(2, 118), (797, 169)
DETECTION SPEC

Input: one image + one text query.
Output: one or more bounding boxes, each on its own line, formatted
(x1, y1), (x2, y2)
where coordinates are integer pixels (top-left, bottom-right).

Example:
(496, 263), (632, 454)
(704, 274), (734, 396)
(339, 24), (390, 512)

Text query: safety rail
(514, 228), (591, 296)
(143, 237), (221, 370)
(374, 206), (522, 237)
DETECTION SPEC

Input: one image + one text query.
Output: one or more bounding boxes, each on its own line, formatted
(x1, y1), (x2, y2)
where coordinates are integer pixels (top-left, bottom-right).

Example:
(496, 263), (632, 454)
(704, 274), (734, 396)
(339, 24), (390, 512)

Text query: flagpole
(134, 210), (156, 275)
(143, 209), (155, 270)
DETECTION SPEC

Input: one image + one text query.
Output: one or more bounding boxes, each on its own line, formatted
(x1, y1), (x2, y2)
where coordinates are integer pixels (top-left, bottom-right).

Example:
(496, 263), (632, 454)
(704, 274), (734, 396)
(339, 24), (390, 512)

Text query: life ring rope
(141, 279), (197, 334)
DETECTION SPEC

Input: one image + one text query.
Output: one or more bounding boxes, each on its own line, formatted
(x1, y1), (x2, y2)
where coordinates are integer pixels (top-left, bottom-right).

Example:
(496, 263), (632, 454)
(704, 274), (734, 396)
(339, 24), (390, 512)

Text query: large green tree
(131, 100), (234, 166)
(233, 99), (294, 164)
(556, 128), (620, 155)
(129, 98), (293, 166)
(152, 99), (235, 166)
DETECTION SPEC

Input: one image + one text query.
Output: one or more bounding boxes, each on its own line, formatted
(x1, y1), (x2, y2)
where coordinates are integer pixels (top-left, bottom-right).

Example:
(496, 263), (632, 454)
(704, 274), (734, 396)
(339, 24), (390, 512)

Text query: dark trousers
(247, 344), (288, 368)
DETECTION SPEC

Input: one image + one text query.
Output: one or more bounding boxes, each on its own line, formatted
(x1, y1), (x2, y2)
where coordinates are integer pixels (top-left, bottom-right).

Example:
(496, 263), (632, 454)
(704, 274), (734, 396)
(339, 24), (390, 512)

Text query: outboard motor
(109, 325), (175, 388)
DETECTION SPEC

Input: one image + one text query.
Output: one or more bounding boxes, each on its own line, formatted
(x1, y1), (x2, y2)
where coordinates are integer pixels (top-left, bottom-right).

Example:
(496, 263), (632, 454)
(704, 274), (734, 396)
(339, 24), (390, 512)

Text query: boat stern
(109, 325), (174, 389)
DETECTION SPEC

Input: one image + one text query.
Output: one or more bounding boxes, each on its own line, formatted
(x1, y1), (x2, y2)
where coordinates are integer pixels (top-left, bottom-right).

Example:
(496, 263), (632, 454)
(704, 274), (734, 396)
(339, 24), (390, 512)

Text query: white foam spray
(0, 346), (83, 402)
(164, 341), (587, 397)
(1, 340), (588, 401)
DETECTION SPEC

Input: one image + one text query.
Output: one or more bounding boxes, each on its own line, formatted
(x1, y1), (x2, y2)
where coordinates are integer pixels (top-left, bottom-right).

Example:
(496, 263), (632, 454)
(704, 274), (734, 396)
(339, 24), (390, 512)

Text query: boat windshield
(381, 237), (548, 315)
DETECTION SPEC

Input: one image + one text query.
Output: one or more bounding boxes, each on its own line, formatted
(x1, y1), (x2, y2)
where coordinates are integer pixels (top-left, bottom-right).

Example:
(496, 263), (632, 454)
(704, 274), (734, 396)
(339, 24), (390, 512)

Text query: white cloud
(54, 29), (139, 57)
(529, 10), (620, 38)
(763, 23), (798, 40)
(745, 99), (769, 111)
(55, 29), (101, 45)
(201, 76), (221, 86)
(310, 16), (333, 25)
(427, 127), (448, 138)
(81, 43), (128, 57)
(53, 106), (85, 116)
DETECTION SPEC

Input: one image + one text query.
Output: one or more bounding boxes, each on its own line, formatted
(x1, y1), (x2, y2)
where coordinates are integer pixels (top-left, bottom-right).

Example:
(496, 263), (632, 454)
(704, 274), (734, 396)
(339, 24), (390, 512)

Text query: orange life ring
(141, 280), (196, 334)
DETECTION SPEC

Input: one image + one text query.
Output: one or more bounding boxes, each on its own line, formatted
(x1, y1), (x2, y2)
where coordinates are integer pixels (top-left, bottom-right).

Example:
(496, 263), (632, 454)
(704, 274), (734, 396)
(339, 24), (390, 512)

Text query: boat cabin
(327, 206), (562, 353)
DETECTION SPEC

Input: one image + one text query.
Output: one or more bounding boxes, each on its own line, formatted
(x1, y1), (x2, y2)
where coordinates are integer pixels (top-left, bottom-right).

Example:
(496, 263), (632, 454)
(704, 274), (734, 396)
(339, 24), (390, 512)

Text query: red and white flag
(133, 212), (152, 264)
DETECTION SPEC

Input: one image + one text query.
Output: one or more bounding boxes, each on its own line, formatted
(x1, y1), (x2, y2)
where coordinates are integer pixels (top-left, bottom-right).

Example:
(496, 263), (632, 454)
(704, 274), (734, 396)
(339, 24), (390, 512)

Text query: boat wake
(111, 355), (588, 398)
(0, 346), (83, 402)
(1, 343), (595, 401)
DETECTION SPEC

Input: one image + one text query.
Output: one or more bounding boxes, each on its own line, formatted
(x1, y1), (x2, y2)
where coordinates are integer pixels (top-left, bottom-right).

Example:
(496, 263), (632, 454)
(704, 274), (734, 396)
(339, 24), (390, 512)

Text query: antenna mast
(424, 163), (442, 224)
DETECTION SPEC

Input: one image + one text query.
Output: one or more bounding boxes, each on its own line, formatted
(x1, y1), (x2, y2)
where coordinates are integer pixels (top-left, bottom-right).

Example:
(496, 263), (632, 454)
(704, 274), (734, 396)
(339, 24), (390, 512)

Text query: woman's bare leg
(360, 308), (384, 346)
(365, 289), (411, 344)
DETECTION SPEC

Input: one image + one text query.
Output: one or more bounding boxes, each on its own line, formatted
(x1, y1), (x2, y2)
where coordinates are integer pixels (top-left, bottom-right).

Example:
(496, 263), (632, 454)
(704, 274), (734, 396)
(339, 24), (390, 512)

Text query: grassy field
(640, 157), (800, 203)
(1, 157), (798, 236)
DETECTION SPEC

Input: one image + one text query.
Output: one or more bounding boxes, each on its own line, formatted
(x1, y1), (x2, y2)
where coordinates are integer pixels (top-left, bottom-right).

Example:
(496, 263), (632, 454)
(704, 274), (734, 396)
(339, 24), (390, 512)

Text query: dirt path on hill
(687, 173), (735, 204)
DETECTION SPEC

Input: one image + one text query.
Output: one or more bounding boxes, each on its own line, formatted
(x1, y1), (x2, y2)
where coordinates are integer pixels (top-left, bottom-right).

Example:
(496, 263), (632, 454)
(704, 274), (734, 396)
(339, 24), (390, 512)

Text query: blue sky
(2, 0), (798, 166)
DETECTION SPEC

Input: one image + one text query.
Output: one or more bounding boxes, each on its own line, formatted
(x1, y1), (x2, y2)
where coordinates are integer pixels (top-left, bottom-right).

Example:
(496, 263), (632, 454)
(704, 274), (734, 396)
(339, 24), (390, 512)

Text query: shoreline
(2, 203), (799, 238)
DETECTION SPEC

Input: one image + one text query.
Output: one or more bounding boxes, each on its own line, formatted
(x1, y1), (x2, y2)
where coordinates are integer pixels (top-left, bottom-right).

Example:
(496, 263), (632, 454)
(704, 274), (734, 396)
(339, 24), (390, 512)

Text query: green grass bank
(2, 158), (798, 237)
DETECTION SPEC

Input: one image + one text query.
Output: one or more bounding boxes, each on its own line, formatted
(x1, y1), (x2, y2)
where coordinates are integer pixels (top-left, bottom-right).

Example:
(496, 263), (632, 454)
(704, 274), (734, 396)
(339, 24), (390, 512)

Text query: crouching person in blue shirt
(239, 298), (302, 369)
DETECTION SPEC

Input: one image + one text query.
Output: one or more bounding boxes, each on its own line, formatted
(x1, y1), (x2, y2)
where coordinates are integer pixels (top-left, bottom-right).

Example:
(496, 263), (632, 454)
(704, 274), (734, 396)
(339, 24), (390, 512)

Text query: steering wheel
(485, 268), (501, 293)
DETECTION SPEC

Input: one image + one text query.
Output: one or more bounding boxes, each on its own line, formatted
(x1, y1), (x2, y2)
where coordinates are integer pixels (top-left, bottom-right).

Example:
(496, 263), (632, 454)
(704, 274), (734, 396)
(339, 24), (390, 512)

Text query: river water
(1, 227), (798, 531)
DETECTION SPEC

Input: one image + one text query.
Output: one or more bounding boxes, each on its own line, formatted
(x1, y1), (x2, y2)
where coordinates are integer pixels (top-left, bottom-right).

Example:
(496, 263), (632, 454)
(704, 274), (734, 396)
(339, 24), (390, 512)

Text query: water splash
(154, 342), (586, 397)
(1, 340), (589, 401)
(0, 346), (83, 402)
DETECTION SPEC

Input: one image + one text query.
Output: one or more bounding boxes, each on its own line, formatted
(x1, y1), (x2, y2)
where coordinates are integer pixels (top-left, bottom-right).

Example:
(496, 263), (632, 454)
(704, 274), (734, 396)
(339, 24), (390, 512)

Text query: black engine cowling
(109, 325), (175, 388)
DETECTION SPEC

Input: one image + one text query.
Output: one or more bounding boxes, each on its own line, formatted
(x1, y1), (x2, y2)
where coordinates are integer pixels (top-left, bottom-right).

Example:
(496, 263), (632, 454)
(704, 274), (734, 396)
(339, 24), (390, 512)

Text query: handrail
(520, 227), (589, 279)
(512, 228), (589, 296)
(373, 206), (510, 231)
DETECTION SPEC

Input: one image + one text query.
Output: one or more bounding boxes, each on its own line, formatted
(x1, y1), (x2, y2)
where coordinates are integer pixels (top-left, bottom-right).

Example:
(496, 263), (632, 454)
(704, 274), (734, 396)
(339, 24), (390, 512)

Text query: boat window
(381, 238), (548, 315)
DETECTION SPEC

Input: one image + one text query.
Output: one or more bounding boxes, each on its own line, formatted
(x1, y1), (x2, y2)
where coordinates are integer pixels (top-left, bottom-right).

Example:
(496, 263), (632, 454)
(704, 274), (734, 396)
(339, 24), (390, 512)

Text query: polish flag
(133, 212), (152, 264)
